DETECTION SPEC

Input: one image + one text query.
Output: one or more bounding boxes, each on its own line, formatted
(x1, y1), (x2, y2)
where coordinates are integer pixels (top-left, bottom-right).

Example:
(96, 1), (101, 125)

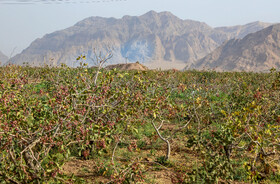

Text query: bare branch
(151, 120), (170, 160)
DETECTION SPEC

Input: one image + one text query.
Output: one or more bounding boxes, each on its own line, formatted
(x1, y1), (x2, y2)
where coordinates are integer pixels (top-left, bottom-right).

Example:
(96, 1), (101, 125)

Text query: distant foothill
(0, 51), (8, 65)
(187, 24), (280, 72)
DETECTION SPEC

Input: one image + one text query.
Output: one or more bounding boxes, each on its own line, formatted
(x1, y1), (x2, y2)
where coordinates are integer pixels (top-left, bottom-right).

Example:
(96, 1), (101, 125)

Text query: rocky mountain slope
(8, 11), (272, 67)
(215, 21), (273, 39)
(188, 24), (280, 72)
(0, 51), (8, 65)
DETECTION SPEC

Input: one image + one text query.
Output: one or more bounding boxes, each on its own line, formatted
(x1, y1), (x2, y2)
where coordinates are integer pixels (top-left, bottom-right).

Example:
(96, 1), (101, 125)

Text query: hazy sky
(0, 0), (280, 56)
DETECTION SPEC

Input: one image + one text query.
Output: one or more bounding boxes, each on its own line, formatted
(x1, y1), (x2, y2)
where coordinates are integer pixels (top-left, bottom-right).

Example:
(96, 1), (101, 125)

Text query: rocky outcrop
(105, 62), (148, 71)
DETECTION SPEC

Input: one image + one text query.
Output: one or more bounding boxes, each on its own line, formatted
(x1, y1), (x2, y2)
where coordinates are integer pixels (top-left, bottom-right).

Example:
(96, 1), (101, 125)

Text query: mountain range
(7, 11), (273, 69)
(0, 51), (8, 65)
(188, 24), (280, 72)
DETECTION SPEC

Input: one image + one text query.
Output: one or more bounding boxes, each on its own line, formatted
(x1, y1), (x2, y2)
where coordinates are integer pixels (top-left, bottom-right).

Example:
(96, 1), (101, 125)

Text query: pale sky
(0, 0), (280, 56)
